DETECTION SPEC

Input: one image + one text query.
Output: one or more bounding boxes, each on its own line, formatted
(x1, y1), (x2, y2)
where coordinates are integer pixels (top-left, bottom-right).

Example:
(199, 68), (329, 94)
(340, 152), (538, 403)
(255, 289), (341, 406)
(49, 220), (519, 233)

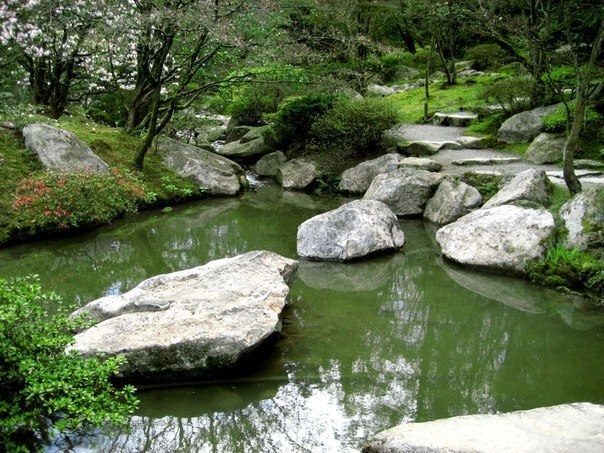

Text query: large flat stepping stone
(452, 157), (522, 166)
(70, 251), (298, 383)
(362, 402), (604, 453)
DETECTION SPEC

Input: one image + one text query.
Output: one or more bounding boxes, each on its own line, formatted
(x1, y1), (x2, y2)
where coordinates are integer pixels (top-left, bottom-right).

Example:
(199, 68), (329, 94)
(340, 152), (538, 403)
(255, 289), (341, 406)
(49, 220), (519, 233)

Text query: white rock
(70, 251), (298, 382)
(362, 403), (604, 453)
(297, 199), (405, 261)
(436, 205), (555, 274)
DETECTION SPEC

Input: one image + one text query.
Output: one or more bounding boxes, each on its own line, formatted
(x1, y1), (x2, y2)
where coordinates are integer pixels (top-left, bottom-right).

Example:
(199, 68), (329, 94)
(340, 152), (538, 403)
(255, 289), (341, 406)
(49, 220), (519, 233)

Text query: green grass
(0, 130), (43, 243)
(390, 75), (495, 123)
(0, 113), (208, 246)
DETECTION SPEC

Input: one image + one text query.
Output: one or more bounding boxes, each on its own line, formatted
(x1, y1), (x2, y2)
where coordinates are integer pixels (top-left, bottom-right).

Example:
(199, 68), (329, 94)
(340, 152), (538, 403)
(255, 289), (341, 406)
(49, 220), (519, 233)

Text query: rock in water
(424, 178), (482, 225)
(277, 158), (317, 190)
(362, 403), (604, 453)
(435, 205), (555, 275)
(339, 153), (405, 194)
(364, 168), (444, 217)
(297, 199), (405, 261)
(70, 251), (298, 383)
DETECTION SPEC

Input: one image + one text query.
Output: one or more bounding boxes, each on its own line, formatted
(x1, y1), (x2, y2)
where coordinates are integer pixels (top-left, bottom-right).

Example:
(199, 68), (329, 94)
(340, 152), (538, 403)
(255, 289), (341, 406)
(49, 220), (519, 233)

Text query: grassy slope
(0, 115), (204, 246)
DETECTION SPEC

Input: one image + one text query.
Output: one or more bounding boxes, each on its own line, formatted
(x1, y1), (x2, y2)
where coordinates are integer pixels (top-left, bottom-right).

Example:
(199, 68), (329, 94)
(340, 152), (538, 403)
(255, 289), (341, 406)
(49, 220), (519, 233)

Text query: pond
(1, 183), (603, 452)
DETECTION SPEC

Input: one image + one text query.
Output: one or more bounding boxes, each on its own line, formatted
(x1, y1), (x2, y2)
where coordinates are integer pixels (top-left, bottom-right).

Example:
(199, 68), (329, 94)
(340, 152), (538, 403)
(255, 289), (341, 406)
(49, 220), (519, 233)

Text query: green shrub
(308, 97), (399, 155)
(379, 52), (410, 82)
(527, 244), (604, 300)
(542, 65), (575, 103)
(85, 92), (129, 127)
(228, 85), (280, 126)
(0, 275), (138, 451)
(480, 76), (533, 115)
(12, 168), (151, 235)
(542, 102), (603, 133)
(464, 43), (507, 71)
(225, 65), (314, 124)
(268, 93), (340, 150)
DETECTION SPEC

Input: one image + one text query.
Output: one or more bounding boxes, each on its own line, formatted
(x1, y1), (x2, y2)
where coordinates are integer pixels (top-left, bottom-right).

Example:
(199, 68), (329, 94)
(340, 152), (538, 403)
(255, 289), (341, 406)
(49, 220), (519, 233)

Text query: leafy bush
(379, 52), (410, 83)
(0, 275), (138, 451)
(268, 93), (340, 151)
(480, 76), (533, 115)
(85, 92), (129, 127)
(12, 168), (151, 234)
(542, 102), (603, 133)
(308, 97), (399, 155)
(228, 85), (280, 126)
(542, 65), (575, 103)
(225, 65), (313, 125)
(464, 44), (506, 71)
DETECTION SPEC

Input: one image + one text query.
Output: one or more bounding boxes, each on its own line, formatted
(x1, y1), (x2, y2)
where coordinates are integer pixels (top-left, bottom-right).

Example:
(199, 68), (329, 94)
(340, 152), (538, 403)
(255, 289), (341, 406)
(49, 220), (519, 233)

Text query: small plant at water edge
(12, 168), (151, 234)
(0, 275), (138, 451)
(527, 244), (604, 302)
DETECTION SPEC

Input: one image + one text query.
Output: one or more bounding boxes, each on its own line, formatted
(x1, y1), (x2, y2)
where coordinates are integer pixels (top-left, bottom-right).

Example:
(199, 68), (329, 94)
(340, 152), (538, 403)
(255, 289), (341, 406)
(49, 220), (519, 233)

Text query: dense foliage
(0, 275), (138, 451)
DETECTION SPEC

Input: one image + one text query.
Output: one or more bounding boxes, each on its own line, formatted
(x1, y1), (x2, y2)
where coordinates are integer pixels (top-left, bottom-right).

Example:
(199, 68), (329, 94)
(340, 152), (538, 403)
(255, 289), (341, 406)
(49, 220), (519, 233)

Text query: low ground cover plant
(12, 168), (151, 235)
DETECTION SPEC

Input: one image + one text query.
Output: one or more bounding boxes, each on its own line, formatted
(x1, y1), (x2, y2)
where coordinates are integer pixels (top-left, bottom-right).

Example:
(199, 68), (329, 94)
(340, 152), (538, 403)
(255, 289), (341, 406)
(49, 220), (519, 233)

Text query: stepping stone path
(452, 157), (522, 166)
(389, 122), (603, 188)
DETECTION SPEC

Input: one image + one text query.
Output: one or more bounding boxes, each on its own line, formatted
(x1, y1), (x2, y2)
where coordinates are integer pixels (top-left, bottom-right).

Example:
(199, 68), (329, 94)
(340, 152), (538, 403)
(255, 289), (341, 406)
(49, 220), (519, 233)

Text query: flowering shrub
(12, 168), (150, 233)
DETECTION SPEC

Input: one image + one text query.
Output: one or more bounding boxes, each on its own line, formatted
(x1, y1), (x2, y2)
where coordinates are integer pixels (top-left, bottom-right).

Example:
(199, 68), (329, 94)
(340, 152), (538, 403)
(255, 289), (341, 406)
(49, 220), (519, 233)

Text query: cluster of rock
(298, 156), (602, 277)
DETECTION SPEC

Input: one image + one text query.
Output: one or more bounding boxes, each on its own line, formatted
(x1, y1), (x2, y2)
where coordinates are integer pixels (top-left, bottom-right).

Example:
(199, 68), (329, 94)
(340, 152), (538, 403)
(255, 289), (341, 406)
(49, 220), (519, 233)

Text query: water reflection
(1, 185), (602, 452)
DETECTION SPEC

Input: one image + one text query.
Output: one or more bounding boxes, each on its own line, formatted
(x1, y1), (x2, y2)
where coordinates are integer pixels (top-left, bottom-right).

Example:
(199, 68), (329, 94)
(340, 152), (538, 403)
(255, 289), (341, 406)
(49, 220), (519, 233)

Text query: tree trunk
(132, 88), (161, 169)
(562, 96), (583, 196)
(563, 19), (604, 195)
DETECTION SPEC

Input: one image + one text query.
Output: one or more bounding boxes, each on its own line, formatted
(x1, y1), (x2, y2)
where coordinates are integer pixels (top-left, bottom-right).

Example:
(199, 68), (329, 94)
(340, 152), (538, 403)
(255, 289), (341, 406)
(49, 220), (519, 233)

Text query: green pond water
(1, 183), (603, 452)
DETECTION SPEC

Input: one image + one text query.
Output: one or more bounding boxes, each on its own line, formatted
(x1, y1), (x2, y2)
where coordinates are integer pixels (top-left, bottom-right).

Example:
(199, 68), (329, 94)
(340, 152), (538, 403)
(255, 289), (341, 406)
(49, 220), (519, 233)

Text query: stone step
(433, 111), (478, 127)
(452, 157), (522, 166)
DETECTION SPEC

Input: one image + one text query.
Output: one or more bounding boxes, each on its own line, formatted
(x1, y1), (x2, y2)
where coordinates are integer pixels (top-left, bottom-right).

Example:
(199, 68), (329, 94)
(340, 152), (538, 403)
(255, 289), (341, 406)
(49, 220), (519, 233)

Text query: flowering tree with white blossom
(0, 0), (108, 118)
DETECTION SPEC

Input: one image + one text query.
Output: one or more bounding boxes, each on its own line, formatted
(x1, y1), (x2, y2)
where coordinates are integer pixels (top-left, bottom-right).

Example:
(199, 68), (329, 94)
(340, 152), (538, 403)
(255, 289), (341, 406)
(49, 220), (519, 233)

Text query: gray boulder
(525, 132), (565, 164)
(483, 168), (551, 208)
(559, 187), (604, 251)
(22, 123), (109, 173)
(432, 111), (477, 127)
(399, 157), (442, 172)
(403, 141), (441, 156)
(339, 153), (404, 194)
(296, 199), (405, 261)
(277, 158), (317, 190)
(255, 151), (287, 177)
(456, 136), (490, 149)
(436, 205), (555, 274)
(70, 251), (298, 383)
(225, 125), (254, 143)
(217, 126), (271, 159)
(497, 104), (560, 143)
(424, 178), (482, 225)
(157, 137), (245, 196)
(362, 403), (604, 453)
(367, 84), (396, 96)
(364, 168), (444, 217)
